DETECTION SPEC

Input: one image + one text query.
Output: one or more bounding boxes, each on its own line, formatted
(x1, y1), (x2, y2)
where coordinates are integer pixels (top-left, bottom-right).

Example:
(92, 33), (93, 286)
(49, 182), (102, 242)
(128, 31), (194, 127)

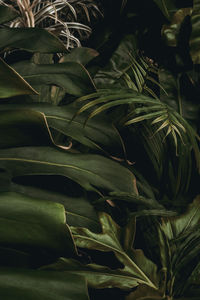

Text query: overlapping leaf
(0, 146), (136, 195)
(0, 103), (123, 154)
(0, 192), (76, 256)
(158, 195), (200, 297)
(45, 213), (159, 290)
(74, 88), (200, 171)
(11, 60), (96, 97)
(0, 28), (67, 53)
(0, 5), (18, 25)
(0, 58), (37, 98)
(0, 269), (89, 300)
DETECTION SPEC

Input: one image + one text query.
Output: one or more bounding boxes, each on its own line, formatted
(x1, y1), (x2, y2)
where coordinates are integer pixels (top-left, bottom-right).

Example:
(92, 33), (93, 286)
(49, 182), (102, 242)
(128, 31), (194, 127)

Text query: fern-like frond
(74, 88), (200, 171)
(123, 53), (167, 99)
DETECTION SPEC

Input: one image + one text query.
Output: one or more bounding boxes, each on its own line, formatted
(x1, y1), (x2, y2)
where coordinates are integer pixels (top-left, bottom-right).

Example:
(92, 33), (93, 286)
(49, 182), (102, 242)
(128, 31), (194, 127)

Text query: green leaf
(126, 284), (165, 299)
(0, 146), (136, 195)
(190, 0), (200, 64)
(158, 195), (200, 296)
(0, 269), (89, 300)
(0, 110), (54, 149)
(0, 28), (67, 53)
(70, 213), (159, 290)
(94, 35), (138, 88)
(0, 5), (18, 25)
(12, 60), (95, 97)
(11, 183), (101, 233)
(0, 58), (37, 98)
(60, 47), (99, 66)
(0, 192), (76, 256)
(0, 103), (123, 154)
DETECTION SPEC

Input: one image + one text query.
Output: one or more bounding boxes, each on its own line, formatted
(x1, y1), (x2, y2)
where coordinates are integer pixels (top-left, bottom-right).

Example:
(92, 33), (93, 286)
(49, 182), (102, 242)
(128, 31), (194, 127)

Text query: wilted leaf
(0, 269), (89, 300)
(0, 192), (76, 256)
(12, 60), (95, 97)
(0, 58), (37, 98)
(0, 146), (136, 194)
(0, 28), (67, 53)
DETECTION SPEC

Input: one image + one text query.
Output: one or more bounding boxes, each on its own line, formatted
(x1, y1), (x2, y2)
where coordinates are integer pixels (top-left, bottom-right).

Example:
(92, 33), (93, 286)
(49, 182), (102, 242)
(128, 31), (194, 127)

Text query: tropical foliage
(0, 0), (199, 299)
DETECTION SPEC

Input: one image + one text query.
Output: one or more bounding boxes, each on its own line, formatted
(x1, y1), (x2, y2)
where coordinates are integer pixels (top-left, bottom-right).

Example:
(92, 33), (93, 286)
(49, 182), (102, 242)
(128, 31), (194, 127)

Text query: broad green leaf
(43, 257), (140, 290)
(12, 60), (95, 97)
(158, 196), (200, 296)
(190, 0), (200, 64)
(0, 110), (54, 149)
(0, 269), (89, 300)
(0, 5), (18, 24)
(0, 58), (37, 98)
(0, 192), (76, 256)
(70, 213), (159, 290)
(0, 28), (67, 53)
(60, 47), (99, 65)
(0, 103), (123, 154)
(0, 146), (136, 195)
(11, 183), (101, 232)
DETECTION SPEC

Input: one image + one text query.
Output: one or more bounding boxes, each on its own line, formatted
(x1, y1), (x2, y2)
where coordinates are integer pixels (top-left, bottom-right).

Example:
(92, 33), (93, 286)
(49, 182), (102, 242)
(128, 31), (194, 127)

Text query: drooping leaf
(11, 60), (96, 97)
(190, 0), (200, 64)
(0, 5), (18, 25)
(0, 192), (76, 257)
(0, 146), (136, 195)
(0, 28), (67, 53)
(0, 269), (89, 300)
(70, 213), (159, 290)
(0, 58), (37, 98)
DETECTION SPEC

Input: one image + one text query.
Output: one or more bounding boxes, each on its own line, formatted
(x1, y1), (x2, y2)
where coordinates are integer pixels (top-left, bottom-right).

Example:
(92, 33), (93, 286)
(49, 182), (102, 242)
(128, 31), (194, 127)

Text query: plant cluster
(0, 0), (200, 299)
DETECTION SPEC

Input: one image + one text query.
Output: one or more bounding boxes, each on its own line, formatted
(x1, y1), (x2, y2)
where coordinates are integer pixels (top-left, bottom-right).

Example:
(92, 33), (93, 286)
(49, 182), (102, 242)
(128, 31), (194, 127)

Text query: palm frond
(122, 53), (167, 99)
(74, 88), (200, 172)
